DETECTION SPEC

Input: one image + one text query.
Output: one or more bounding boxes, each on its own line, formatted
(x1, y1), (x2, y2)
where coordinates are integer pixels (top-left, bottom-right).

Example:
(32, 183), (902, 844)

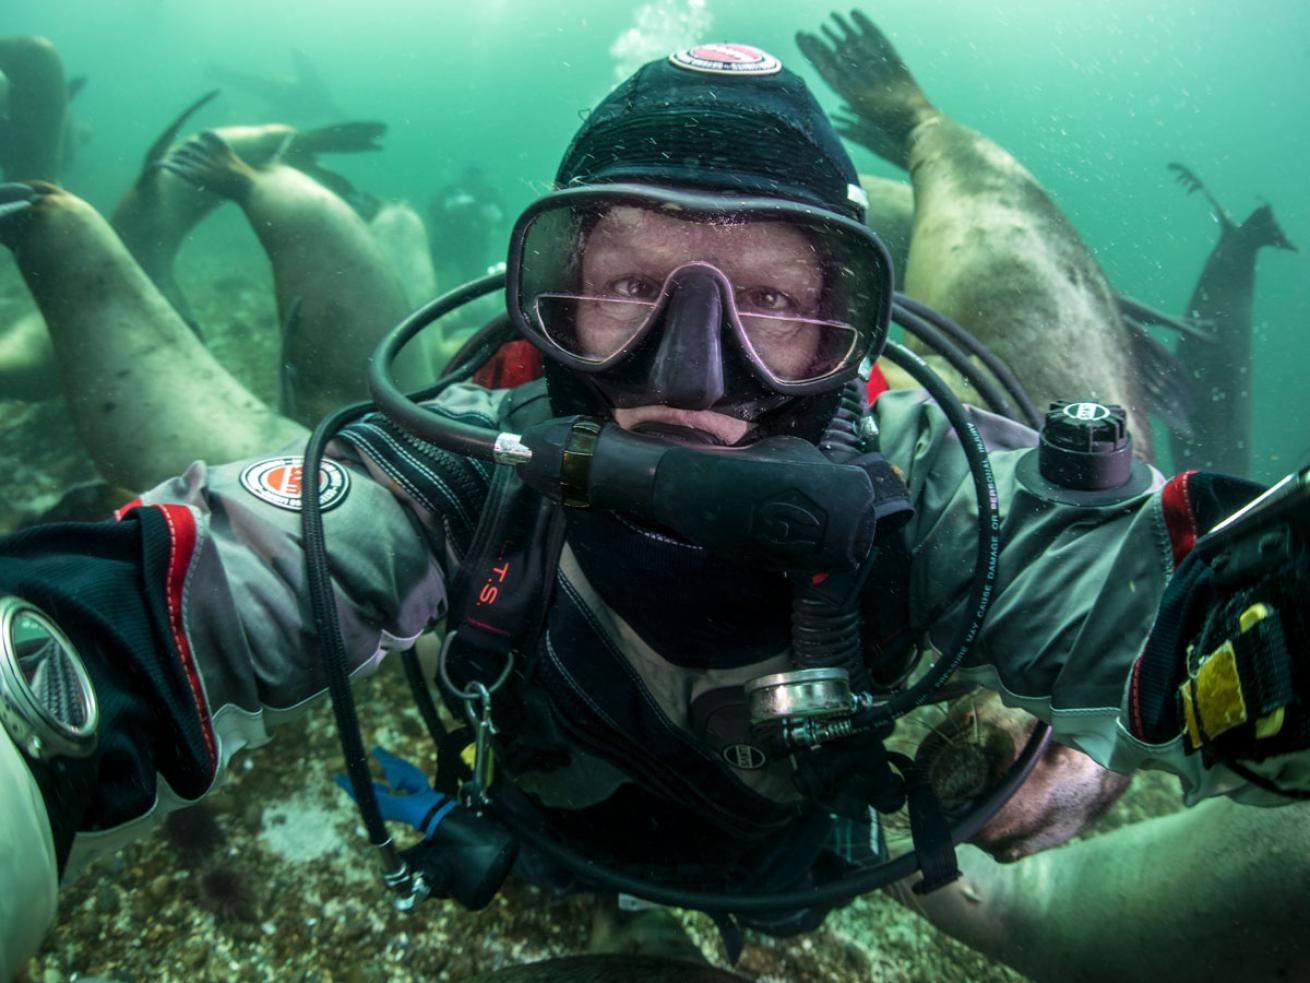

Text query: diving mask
(506, 184), (894, 401)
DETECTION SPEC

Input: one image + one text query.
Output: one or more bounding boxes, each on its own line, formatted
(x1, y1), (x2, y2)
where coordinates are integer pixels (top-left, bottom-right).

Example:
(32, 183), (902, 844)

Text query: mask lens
(533, 294), (657, 362)
(738, 313), (860, 382)
(510, 187), (890, 387)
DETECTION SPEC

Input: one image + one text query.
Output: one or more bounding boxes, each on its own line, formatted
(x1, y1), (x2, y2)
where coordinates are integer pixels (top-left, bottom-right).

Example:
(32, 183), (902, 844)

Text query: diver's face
(577, 207), (824, 442)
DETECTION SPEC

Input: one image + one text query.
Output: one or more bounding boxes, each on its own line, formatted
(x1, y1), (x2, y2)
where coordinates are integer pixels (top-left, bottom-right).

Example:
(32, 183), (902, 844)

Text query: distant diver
(428, 165), (506, 288)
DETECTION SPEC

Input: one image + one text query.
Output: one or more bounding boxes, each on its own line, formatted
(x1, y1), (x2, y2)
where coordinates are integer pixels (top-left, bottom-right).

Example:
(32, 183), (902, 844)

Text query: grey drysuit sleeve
(63, 437), (449, 875)
(875, 388), (1308, 805)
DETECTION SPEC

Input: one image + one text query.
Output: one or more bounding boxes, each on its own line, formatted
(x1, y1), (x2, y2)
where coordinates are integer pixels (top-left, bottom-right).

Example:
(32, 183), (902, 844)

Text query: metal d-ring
(436, 628), (514, 702)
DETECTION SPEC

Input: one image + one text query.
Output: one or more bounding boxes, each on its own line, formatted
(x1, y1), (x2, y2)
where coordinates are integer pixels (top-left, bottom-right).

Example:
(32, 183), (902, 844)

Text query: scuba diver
(428, 164), (506, 288)
(1, 44), (1308, 979)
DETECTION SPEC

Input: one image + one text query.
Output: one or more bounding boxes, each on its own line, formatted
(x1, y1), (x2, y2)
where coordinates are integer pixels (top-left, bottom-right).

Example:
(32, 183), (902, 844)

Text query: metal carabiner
(436, 630), (508, 807)
(463, 681), (497, 807)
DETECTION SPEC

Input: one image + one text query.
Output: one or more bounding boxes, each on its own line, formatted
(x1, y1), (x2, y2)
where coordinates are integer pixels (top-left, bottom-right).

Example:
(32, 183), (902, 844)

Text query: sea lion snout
(918, 692), (1131, 862)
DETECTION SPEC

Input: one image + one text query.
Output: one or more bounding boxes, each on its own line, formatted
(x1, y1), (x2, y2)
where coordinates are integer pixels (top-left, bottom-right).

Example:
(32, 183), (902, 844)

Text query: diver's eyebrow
(586, 236), (682, 270)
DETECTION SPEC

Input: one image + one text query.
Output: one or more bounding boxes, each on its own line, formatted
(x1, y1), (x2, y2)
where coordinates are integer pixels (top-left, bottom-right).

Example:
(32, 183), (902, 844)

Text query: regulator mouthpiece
(512, 416), (882, 572)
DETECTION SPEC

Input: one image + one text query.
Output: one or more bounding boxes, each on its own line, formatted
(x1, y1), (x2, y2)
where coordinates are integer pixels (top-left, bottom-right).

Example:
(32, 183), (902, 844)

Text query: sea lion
(906, 690), (1130, 862)
(0, 306), (55, 401)
(205, 48), (343, 125)
(859, 173), (913, 286)
(161, 131), (422, 425)
(1166, 163), (1297, 476)
(0, 181), (304, 491)
(110, 93), (386, 329)
(891, 797), (1310, 982)
(0, 36), (67, 182)
(859, 173), (1214, 347)
(798, 11), (1173, 457)
(368, 199), (438, 311)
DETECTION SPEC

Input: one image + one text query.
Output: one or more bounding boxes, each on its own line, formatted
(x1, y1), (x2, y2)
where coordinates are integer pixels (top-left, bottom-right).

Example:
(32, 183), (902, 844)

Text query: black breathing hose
(866, 340), (1002, 721)
(893, 294), (1044, 428)
(891, 304), (1019, 422)
(304, 277), (510, 888)
(367, 273), (508, 459)
(301, 399), (398, 865)
(793, 379), (872, 689)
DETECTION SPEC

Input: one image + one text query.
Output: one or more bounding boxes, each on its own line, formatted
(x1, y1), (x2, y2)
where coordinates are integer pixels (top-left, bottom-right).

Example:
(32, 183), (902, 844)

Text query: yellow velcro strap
(1181, 640), (1249, 749)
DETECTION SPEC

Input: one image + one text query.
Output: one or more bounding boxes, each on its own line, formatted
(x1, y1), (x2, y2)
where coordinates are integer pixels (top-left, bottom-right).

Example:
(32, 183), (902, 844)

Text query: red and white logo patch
(669, 43), (782, 76)
(239, 457), (350, 513)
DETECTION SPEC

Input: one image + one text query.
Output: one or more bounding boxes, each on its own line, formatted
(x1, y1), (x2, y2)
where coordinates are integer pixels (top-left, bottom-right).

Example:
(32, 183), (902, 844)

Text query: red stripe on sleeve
(1127, 644), (1148, 738)
(1160, 470), (1199, 568)
(151, 503), (217, 769)
(113, 497), (143, 521)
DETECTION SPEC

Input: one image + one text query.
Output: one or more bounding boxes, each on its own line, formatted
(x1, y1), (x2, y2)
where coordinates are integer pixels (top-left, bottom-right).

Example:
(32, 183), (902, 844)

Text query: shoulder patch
(239, 457), (350, 513)
(669, 43), (782, 76)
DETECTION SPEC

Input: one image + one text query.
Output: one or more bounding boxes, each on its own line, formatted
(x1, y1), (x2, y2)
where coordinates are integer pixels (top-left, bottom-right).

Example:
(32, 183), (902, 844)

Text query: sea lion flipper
(1167, 162), (1235, 230)
(0, 181), (41, 213)
(1115, 292), (1218, 343)
(299, 163), (381, 219)
(291, 121), (387, 157)
(158, 130), (252, 200)
(141, 89), (221, 167)
(797, 9), (937, 168)
(0, 181), (47, 242)
(833, 108), (899, 161)
(1126, 321), (1197, 440)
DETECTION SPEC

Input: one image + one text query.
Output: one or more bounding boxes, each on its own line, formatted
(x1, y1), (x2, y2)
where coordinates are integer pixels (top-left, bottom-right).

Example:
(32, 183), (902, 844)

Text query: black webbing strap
(444, 464), (567, 672)
(891, 752), (961, 895)
(1237, 611), (1296, 718)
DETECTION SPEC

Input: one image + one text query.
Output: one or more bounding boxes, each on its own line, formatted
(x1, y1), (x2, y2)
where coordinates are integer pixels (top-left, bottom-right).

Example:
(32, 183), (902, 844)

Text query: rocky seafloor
(1, 248), (1185, 983)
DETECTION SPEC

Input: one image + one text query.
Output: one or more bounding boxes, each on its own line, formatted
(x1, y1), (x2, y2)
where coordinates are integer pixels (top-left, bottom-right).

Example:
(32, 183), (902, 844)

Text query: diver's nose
(647, 265), (726, 410)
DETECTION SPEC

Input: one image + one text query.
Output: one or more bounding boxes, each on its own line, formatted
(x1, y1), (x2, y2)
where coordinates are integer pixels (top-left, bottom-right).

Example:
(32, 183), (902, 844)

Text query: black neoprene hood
(555, 52), (866, 222)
